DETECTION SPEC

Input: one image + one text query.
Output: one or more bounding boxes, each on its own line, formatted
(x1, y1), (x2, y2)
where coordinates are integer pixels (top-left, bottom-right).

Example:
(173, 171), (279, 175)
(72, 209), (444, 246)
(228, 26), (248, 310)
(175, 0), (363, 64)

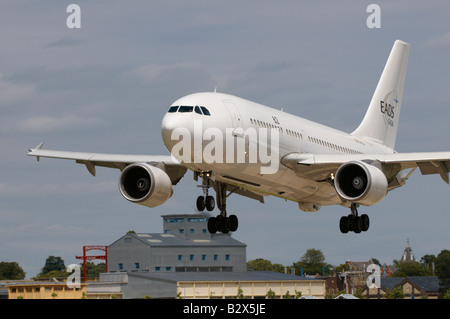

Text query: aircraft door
(301, 129), (310, 153)
(224, 100), (242, 129)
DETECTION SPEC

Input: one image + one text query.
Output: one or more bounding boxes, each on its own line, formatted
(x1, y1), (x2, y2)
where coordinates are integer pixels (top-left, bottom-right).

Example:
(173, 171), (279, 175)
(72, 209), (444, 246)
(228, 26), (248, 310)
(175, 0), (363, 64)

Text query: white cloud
(0, 180), (115, 197)
(16, 115), (101, 133)
(0, 73), (36, 106)
(425, 30), (450, 48)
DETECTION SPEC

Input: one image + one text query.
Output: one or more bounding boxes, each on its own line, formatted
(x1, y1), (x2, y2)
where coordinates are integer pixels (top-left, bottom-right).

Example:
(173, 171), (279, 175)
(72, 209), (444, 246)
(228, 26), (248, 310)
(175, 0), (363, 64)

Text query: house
(363, 276), (440, 299)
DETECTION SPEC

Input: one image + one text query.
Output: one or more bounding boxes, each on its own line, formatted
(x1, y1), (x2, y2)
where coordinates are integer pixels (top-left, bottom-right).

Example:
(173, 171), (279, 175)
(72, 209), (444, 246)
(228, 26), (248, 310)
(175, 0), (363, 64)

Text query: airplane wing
(27, 142), (187, 185)
(281, 151), (450, 185)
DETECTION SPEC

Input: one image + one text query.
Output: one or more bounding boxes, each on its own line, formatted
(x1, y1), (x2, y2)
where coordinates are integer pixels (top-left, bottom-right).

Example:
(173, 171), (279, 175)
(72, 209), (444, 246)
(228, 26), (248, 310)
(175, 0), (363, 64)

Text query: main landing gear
(196, 171), (238, 234)
(339, 203), (370, 234)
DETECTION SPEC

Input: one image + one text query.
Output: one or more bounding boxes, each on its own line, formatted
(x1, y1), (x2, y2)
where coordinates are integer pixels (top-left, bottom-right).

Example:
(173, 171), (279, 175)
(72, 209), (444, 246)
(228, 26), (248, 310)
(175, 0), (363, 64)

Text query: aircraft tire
(196, 196), (205, 211)
(339, 216), (349, 233)
(205, 195), (215, 211)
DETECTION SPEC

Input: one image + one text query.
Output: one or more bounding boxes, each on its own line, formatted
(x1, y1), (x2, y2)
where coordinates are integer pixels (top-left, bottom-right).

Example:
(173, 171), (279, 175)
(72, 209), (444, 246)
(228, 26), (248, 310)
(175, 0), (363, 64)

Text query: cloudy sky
(1, 1), (450, 278)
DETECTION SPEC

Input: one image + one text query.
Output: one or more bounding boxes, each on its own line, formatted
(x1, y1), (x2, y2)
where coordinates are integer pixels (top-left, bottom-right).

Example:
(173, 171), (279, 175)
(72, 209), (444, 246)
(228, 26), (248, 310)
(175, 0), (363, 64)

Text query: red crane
(76, 245), (108, 282)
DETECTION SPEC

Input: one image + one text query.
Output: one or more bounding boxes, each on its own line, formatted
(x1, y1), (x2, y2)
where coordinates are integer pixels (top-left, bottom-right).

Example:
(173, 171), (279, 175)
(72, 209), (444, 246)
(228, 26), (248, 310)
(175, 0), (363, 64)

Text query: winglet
(29, 142), (44, 162)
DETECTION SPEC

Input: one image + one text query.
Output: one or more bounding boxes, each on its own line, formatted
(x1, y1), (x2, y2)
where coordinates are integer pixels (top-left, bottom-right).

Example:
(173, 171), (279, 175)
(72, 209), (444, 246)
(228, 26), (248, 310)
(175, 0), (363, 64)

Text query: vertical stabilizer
(352, 40), (410, 150)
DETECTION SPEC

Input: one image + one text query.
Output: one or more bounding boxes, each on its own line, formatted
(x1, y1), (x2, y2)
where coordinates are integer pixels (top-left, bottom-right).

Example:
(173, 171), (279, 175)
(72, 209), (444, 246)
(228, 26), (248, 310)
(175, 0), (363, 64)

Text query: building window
(187, 217), (207, 222)
(202, 254), (206, 261)
(166, 267), (172, 271)
(225, 254), (231, 261)
(164, 218), (184, 223)
(214, 254), (218, 261)
(202, 229), (207, 234)
(179, 229), (185, 234)
(118, 263), (123, 270)
(190, 255), (194, 261)
(135, 262), (140, 269)
(178, 255), (183, 261)
(155, 267), (161, 271)
(190, 229), (195, 234)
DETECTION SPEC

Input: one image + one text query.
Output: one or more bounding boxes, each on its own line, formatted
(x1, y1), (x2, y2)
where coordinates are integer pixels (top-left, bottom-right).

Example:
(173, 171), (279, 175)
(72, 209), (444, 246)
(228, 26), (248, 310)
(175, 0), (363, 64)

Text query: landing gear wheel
(361, 214), (370, 231)
(339, 216), (349, 234)
(205, 195), (215, 211)
(229, 215), (238, 232)
(196, 196), (205, 211)
(207, 217), (217, 234)
(353, 217), (363, 233)
(219, 216), (231, 234)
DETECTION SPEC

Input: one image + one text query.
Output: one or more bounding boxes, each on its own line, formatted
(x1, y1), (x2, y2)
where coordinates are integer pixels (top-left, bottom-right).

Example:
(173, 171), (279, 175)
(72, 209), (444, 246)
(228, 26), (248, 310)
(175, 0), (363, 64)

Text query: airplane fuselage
(161, 92), (394, 209)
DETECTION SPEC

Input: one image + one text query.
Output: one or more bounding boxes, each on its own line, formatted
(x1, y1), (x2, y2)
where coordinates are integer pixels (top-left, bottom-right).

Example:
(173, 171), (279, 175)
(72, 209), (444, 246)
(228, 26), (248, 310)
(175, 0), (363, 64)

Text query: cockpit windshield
(178, 106), (193, 112)
(167, 105), (211, 116)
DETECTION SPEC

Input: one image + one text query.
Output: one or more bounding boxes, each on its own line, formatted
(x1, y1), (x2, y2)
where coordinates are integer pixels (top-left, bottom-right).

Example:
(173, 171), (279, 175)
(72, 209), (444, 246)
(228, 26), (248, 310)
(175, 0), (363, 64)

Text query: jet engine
(119, 163), (173, 208)
(334, 161), (388, 206)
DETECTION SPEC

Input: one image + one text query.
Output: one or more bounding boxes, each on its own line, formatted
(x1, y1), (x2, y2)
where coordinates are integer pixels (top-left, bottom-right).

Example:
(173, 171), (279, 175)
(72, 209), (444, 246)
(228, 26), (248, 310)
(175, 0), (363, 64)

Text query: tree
(246, 258), (285, 273)
(435, 249), (450, 295)
(293, 248), (332, 276)
(247, 258), (273, 271)
(0, 262), (26, 280)
(82, 262), (106, 280)
(392, 261), (431, 277)
(38, 256), (65, 276)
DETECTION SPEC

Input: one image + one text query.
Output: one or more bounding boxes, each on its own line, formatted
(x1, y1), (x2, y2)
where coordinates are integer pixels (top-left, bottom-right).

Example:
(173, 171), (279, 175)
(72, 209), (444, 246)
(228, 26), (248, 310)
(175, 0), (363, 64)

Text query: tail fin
(352, 40), (410, 150)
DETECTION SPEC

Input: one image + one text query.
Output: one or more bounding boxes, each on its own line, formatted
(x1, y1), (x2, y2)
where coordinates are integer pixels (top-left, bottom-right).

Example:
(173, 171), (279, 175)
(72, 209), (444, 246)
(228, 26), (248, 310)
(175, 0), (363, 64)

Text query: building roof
(379, 276), (440, 293)
(110, 232), (246, 248)
(124, 271), (324, 283)
(380, 277), (404, 290)
(404, 276), (440, 292)
(334, 294), (359, 299)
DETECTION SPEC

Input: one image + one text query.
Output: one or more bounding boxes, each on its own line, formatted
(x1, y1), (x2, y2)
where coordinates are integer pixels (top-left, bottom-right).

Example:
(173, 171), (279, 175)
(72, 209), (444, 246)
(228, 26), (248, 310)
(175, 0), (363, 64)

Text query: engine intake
(334, 161), (387, 206)
(119, 163), (173, 208)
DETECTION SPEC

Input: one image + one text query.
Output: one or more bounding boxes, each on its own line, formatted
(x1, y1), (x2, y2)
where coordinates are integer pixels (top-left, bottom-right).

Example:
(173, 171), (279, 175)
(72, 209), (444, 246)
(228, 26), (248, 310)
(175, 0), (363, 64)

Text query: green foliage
(384, 286), (405, 299)
(0, 262), (26, 280)
(83, 261), (106, 279)
(235, 288), (246, 299)
(38, 256), (65, 276)
(246, 258), (285, 273)
(324, 288), (346, 299)
(392, 261), (432, 277)
(443, 288), (450, 299)
(293, 248), (332, 276)
(436, 249), (450, 295)
(266, 289), (276, 299)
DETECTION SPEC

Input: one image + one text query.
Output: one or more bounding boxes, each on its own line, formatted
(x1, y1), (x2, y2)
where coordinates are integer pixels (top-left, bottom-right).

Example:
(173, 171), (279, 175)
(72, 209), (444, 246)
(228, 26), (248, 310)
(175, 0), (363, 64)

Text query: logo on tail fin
(380, 90), (398, 128)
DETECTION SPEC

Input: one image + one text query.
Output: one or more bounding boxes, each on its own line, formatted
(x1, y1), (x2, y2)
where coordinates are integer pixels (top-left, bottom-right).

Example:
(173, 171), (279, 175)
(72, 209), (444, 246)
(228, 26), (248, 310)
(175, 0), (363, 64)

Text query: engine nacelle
(299, 202), (322, 212)
(119, 163), (173, 208)
(334, 161), (388, 206)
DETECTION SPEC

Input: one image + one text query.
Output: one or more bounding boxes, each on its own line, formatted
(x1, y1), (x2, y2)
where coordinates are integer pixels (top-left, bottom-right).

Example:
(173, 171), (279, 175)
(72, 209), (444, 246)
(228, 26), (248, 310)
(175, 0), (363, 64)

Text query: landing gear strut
(196, 173), (215, 212)
(195, 171), (238, 234)
(339, 203), (370, 234)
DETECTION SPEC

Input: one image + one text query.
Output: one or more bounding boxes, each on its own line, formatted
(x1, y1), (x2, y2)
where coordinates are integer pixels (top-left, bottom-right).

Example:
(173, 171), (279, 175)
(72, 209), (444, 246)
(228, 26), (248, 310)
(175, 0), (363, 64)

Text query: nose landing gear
(195, 171), (238, 234)
(196, 173), (215, 212)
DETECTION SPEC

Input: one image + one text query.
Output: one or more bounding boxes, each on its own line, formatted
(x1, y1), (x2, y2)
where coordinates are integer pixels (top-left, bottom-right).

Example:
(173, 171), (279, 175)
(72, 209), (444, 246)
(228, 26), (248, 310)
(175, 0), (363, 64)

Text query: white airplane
(28, 40), (450, 234)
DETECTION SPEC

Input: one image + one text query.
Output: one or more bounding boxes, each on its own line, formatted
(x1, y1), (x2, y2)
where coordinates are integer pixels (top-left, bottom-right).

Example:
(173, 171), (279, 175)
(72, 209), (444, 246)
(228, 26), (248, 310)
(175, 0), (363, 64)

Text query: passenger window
(179, 106), (193, 112)
(194, 106), (202, 114)
(168, 106), (179, 113)
(200, 106), (211, 116)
